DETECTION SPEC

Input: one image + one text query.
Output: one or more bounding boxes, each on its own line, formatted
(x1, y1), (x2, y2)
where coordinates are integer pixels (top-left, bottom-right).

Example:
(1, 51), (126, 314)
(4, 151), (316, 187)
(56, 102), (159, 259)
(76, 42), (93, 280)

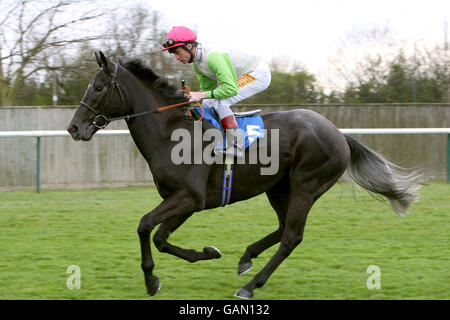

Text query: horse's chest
(153, 179), (173, 198)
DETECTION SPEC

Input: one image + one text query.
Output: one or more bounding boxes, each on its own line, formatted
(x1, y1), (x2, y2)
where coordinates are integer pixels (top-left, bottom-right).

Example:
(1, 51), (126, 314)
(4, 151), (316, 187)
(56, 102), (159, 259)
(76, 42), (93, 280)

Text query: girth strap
(221, 156), (234, 206)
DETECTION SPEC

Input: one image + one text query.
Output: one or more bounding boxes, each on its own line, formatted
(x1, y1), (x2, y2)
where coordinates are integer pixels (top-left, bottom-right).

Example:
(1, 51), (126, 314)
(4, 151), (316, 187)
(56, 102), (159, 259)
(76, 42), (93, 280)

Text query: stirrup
(214, 146), (244, 158)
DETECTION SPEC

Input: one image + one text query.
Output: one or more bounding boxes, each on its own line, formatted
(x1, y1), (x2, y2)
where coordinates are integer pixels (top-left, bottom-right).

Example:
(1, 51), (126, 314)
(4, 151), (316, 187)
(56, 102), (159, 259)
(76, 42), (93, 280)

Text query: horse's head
(67, 51), (127, 141)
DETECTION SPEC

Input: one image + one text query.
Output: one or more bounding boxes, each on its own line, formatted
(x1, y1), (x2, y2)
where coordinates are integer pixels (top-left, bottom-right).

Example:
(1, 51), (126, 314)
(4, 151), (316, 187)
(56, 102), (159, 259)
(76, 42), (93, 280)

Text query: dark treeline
(1, 1), (449, 107)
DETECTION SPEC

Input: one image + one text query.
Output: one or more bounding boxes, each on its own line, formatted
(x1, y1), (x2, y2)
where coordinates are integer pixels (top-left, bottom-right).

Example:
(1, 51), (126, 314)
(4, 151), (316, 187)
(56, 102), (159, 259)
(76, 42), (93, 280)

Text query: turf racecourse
(0, 183), (448, 300)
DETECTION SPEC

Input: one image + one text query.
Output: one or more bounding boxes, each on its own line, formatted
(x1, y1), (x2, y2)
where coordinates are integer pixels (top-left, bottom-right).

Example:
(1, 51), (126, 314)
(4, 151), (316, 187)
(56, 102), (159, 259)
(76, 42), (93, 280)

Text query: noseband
(79, 63), (126, 129)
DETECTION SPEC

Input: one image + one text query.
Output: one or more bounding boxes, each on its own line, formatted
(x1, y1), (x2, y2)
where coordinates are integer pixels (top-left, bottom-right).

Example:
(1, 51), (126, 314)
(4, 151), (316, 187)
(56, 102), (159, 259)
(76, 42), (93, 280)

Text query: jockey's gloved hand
(189, 91), (206, 102)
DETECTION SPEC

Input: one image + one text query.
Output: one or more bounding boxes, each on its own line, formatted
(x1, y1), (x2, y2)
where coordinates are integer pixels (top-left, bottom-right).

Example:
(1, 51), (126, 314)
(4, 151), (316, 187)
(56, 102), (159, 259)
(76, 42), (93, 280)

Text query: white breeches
(201, 60), (271, 120)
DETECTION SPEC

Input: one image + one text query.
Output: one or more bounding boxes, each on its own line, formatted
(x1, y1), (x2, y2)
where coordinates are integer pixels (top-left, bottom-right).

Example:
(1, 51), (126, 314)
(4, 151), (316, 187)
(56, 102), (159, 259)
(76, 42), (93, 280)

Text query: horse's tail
(344, 135), (423, 216)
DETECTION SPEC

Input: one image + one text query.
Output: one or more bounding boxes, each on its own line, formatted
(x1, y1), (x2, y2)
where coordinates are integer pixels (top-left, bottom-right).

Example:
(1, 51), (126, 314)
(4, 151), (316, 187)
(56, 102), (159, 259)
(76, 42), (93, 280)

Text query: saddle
(191, 107), (265, 149)
(189, 106), (265, 206)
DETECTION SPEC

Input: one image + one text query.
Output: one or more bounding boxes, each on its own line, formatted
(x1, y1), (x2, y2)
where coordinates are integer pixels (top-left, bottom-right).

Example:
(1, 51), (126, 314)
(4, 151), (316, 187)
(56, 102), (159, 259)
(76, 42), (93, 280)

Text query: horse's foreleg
(153, 214), (222, 262)
(137, 190), (203, 296)
(138, 227), (159, 296)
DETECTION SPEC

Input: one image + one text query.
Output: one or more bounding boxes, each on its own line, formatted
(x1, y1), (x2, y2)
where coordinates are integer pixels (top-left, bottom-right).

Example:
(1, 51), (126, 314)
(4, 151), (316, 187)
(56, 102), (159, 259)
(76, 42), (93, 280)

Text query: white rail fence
(1, 128), (450, 192)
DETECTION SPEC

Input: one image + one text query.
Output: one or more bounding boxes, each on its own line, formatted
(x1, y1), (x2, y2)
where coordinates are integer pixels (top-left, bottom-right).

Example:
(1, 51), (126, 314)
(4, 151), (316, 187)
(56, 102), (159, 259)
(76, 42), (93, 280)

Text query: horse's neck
(123, 78), (184, 164)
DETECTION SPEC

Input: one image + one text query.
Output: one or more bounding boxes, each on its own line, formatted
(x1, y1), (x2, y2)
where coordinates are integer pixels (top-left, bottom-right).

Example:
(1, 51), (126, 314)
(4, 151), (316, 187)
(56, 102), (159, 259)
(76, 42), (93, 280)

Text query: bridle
(79, 62), (202, 129)
(79, 63), (127, 129)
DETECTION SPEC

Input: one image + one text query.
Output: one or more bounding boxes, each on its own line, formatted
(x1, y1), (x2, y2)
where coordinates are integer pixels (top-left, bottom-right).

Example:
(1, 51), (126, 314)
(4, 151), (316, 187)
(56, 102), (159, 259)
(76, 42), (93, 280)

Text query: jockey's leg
(203, 99), (244, 158)
(205, 61), (271, 159)
(218, 111), (244, 159)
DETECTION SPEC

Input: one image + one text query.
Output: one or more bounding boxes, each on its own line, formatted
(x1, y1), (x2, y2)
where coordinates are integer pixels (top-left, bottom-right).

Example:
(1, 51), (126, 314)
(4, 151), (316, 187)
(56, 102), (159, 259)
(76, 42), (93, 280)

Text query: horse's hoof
(237, 262), (253, 275)
(146, 276), (161, 296)
(203, 246), (222, 259)
(234, 287), (253, 299)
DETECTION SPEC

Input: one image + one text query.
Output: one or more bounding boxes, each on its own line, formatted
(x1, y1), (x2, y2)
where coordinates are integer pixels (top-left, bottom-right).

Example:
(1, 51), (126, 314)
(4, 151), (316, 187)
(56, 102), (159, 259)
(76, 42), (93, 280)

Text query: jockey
(162, 26), (271, 158)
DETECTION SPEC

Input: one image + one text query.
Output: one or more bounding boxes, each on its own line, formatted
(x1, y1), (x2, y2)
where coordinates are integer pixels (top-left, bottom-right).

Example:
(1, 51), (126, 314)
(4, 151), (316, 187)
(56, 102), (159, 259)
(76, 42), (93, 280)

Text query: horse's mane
(122, 58), (187, 104)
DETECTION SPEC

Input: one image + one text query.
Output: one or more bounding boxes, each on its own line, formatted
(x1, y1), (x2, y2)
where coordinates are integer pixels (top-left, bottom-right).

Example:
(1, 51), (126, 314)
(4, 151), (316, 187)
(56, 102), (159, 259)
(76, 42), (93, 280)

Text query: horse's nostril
(70, 125), (78, 132)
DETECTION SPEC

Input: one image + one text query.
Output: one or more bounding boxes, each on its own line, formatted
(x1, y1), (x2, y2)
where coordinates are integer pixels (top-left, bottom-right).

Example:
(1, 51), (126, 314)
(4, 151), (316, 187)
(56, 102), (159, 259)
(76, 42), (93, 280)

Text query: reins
(81, 62), (204, 129)
(107, 85), (204, 123)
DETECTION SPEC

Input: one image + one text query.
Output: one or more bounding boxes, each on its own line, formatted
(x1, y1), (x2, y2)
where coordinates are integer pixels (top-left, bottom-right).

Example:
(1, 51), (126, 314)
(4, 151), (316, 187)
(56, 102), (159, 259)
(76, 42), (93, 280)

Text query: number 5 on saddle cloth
(193, 106), (265, 149)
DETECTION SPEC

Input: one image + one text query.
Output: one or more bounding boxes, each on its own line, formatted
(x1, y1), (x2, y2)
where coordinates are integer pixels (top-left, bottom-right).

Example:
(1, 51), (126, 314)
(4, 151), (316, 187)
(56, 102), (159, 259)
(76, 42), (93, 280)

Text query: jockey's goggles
(163, 38), (185, 48)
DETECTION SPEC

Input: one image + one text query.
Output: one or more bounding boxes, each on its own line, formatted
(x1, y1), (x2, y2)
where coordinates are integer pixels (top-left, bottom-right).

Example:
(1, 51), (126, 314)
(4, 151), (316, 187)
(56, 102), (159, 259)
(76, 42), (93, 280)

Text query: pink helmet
(162, 26), (197, 51)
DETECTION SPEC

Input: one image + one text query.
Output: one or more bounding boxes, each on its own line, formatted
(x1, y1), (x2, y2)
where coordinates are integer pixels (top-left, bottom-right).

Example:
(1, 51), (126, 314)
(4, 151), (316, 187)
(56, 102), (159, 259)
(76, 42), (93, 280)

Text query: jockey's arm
(190, 53), (239, 102)
(205, 52), (238, 99)
(194, 65), (217, 92)
(190, 66), (217, 101)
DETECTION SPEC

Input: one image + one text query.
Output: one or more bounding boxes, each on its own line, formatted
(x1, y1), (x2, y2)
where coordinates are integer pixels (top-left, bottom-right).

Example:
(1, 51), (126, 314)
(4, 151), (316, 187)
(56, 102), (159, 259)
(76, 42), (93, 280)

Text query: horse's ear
(95, 51), (102, 68)
(99, 50), (112, 75)
(118, 56), (125, 66)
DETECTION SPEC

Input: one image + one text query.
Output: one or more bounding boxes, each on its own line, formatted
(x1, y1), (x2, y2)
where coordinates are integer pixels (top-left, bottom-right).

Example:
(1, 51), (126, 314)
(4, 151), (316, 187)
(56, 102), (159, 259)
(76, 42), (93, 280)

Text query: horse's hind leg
(235, 188), (313, 299)
(153, 214), (222, 262)
(235, 163), (344, 299)
(237, 177), (290, 275)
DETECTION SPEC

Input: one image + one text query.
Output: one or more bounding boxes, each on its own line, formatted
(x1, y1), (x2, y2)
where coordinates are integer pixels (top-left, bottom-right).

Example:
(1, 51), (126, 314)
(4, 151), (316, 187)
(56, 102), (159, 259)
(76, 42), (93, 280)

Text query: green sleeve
(193, 65), (218, 92)
(204, 52), (239, 99)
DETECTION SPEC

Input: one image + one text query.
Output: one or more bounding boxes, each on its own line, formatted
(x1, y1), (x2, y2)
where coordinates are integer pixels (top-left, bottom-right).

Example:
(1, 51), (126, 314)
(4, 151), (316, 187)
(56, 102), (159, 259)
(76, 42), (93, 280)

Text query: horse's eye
(95, 86), (103, 91)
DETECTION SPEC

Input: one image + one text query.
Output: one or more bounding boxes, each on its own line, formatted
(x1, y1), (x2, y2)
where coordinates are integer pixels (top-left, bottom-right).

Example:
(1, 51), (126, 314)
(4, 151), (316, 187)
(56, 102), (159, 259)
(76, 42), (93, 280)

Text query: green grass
(0, 183), (448, 300)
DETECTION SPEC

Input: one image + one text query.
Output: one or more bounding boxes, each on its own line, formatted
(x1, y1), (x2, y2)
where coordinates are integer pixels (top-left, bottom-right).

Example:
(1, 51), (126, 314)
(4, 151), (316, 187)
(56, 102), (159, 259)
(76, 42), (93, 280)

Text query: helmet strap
(182, 44), (195, 63)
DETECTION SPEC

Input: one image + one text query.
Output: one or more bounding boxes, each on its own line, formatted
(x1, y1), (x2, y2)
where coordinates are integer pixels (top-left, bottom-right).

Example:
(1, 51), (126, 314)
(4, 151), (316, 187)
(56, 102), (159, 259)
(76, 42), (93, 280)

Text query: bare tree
(0, 0), (107, 106)
(107, 4), (154, 57)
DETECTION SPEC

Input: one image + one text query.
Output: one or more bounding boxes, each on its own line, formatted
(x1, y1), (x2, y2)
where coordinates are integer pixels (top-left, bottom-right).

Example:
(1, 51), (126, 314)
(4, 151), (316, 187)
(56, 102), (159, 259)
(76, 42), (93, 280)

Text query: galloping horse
(67, 51), (422, 299)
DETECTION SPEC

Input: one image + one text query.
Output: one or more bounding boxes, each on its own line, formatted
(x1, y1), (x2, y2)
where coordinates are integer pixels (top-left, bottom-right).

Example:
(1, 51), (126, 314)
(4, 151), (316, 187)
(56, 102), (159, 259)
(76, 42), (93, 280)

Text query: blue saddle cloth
(195, 107), (265, 149)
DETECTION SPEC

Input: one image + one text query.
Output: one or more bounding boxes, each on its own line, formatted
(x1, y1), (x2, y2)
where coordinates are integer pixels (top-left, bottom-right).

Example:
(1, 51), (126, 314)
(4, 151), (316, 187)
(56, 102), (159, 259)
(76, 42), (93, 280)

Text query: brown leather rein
(80, 63), (204, 129)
